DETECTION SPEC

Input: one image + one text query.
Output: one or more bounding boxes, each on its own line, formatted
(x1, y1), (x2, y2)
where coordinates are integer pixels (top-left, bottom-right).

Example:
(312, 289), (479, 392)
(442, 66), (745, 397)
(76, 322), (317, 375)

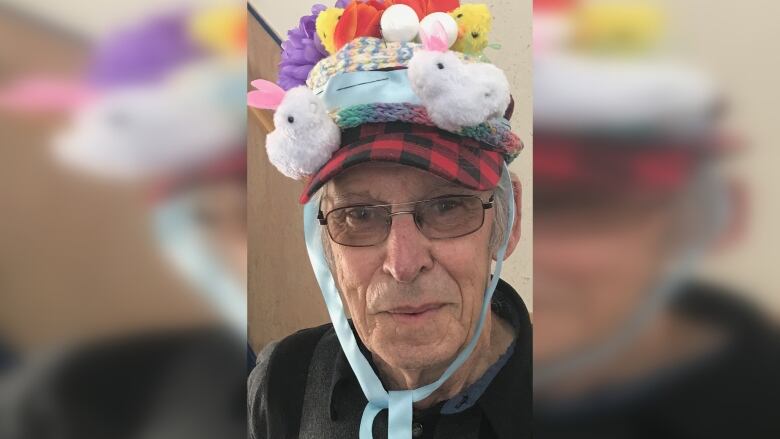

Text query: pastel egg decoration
(380, 4), (420, 43)
(419, 12), (458, 49)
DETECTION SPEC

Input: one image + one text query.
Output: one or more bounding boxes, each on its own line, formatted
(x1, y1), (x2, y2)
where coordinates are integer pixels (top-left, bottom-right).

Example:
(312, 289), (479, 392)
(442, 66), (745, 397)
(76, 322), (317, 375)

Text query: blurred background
(0, 1), (248, 438)
(0, 0), (248, 361)
(533, 0), (778, 437)
(663, 0), (779, 311)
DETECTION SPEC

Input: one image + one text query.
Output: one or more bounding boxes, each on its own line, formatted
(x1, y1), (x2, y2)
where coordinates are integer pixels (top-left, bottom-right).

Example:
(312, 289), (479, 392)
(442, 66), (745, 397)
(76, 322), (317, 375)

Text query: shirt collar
(477, 279), (533, 438)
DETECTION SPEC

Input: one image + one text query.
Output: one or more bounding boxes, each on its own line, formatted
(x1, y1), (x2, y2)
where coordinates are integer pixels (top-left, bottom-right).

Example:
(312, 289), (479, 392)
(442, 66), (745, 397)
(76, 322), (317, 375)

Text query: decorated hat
(248, 0), (523, 203)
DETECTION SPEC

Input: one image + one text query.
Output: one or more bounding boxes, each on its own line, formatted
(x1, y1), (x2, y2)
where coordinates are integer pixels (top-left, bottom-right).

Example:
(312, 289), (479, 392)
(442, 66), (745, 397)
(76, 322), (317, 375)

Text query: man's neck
(373, 311), (515, 409)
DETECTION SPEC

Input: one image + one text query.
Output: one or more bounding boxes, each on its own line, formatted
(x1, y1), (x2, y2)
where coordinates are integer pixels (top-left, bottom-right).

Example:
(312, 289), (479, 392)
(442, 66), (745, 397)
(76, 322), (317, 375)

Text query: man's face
(321, 163), (495, 371)
(533, 189), (683, 363)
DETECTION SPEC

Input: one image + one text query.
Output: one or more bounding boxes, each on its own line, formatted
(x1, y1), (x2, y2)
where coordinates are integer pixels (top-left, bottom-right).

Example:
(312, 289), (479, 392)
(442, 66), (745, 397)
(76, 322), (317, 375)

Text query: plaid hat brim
(299, 122), (504, 204)
(533, 133), (713, 193)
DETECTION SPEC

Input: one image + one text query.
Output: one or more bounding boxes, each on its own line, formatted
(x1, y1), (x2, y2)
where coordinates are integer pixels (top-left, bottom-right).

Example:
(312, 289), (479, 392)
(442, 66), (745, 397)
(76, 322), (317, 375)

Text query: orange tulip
(333, 0), (388, 51)
(331, 0), (460, 52)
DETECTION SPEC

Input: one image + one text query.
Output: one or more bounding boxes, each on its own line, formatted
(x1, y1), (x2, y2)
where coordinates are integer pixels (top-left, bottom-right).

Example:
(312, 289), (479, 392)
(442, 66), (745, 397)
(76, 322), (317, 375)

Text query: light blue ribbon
(152, 195), (246, 337)
(303, 163), (515, 439)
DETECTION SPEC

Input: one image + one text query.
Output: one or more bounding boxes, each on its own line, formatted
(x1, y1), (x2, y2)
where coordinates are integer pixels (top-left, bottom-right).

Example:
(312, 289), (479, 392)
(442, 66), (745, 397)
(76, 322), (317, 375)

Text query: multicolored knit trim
(307, 37), (475, 91)
(460, 122), (524, 162)
(333, 102), (523, 162)
(335, 102), (430, 128)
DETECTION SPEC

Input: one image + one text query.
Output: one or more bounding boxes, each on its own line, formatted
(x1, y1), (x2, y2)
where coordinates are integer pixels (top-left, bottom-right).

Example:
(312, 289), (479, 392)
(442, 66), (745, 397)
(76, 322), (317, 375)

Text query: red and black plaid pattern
(299, 122), (503, 203)
(534, 133), (713, 193)
(148, 147), (246, 204)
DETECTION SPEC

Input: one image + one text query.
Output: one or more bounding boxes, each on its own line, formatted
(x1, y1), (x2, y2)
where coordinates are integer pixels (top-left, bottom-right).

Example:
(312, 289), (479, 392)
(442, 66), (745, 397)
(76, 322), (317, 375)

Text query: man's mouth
(385, 303), (445, 323)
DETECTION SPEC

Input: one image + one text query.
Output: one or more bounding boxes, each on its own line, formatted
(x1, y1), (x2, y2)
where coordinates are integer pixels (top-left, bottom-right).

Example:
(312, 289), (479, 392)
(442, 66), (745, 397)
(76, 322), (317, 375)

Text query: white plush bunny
(407, 22), (510, 131)
(50, 60), (246, 180)
(248, 80), (340, 180)
(470, 62), (511, 122)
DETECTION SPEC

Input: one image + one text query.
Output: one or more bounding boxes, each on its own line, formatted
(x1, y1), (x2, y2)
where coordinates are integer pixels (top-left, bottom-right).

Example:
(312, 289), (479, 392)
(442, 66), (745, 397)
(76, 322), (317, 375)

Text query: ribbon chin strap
(303, 162), (516, 439)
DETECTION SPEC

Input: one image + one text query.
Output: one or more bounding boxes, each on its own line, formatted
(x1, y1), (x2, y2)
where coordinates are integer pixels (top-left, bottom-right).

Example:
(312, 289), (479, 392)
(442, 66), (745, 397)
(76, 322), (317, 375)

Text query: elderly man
(248, 2), (530, 438)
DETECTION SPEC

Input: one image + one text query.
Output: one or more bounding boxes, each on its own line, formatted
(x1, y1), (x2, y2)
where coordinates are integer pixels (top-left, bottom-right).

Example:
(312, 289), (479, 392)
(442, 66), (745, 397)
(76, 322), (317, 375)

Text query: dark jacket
(535, 281), (780, 439)
(248, 279), (532, 439)
(1, 327), (246, 439)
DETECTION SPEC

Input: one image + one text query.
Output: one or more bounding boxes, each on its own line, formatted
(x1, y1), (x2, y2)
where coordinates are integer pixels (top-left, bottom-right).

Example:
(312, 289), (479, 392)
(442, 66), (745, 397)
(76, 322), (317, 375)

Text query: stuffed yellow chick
(572, 0), (664, 54)
(450, 3), (492, 54)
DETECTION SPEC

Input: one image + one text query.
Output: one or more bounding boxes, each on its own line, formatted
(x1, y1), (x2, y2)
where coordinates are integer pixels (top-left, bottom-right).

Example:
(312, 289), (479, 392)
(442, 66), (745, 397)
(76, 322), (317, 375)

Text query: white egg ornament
(419, 12), (458, 48)
(409, 21), (511, 132)
(381, 4), (420, 43)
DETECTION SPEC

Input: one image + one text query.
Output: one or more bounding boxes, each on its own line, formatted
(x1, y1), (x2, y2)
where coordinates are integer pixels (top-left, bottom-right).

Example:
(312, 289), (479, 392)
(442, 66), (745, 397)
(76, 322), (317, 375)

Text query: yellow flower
(189, 6), (246, 55)
(316, 7), (344, 55)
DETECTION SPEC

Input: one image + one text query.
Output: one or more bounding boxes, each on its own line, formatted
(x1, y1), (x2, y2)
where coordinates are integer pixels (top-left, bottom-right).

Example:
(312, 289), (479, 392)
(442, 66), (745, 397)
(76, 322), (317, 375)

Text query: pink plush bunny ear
(0, 77), (96, 112)
(419, 20), (449, 53)
(247, 79), (286, 110)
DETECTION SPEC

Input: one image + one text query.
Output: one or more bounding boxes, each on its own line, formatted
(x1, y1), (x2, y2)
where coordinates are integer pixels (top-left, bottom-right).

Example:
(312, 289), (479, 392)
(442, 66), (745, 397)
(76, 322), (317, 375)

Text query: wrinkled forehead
(322, 162), (487, 207)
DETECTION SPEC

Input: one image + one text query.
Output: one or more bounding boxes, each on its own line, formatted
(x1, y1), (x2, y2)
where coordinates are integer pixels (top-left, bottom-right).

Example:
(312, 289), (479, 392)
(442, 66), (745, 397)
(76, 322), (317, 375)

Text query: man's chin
(372, 337), (461, 373)
(365, 311), (466, 372)
(379, 352), (454, 374)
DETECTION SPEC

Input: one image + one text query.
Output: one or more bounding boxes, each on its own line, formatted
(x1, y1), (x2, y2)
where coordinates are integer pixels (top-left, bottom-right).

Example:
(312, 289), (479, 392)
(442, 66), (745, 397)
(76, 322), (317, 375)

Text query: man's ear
(711, 178), (748, 252)
(495, 172), (522, 261)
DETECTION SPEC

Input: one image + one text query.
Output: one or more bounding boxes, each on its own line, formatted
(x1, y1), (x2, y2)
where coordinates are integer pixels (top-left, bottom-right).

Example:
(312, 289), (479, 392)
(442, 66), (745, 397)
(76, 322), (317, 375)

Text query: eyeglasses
(318, 195), (494, 247)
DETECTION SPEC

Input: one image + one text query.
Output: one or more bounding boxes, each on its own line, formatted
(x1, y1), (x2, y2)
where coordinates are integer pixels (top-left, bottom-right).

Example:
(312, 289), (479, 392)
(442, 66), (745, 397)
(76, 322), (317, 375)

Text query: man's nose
(382, 213), (434, 283)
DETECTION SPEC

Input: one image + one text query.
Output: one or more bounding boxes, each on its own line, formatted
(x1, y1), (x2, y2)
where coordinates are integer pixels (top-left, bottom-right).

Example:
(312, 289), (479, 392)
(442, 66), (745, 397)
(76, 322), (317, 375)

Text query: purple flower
(87, 9), (204, 89)
(278, 4), (330, 90)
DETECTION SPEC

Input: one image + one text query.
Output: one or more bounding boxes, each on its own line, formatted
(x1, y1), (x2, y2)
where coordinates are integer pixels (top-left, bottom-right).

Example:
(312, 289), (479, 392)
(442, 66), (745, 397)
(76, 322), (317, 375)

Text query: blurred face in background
(533, 186), (686, 364)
